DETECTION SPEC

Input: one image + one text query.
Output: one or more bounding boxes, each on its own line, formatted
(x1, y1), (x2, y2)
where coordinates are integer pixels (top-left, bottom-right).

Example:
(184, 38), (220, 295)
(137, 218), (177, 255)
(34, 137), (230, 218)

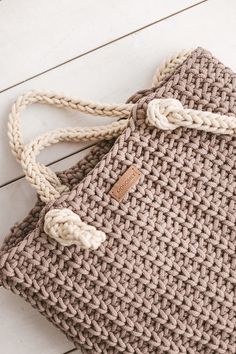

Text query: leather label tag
(109, 165), (142, 202)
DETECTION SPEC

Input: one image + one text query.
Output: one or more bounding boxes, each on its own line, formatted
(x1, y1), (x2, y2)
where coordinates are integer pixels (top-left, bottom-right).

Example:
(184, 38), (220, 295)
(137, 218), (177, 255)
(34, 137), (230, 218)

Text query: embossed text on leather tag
(109, 165), (142, 202)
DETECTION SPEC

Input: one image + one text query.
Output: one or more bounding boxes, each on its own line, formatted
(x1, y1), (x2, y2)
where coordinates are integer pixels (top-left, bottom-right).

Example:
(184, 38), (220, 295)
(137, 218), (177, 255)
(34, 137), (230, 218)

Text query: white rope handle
(8, 91), (135, 202)
(8, 90), (133, 162)
(8, 50), (190, 203)
(21, 119), (129, 202)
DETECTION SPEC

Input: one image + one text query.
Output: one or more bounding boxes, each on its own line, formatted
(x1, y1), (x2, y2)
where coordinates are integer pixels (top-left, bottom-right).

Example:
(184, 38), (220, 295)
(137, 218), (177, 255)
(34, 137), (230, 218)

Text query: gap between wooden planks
(0, 0), (201, 92)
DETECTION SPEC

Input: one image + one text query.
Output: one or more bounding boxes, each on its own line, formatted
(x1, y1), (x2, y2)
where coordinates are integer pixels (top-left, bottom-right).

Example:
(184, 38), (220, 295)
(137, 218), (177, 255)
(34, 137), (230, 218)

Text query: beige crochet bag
(0, 47), (236, 353)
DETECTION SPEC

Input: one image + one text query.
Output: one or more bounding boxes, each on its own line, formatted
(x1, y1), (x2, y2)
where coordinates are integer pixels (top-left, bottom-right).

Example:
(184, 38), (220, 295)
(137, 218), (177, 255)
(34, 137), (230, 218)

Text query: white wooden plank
(0, 288), (79, 354)
(0, 148), (91, 354)
(0, 0), (235, 187)
(0, 0), (201, 91)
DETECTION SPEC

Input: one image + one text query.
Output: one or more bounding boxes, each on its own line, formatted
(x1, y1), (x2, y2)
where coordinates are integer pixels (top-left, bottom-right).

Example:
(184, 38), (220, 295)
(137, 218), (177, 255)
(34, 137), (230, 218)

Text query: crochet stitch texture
(0, 48), (236, 353)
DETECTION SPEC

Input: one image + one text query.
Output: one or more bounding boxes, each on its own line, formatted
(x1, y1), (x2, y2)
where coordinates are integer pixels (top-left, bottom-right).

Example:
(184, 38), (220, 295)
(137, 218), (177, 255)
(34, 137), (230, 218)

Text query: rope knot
(44, 208), (106, 249)
(147, 98), (183, 130)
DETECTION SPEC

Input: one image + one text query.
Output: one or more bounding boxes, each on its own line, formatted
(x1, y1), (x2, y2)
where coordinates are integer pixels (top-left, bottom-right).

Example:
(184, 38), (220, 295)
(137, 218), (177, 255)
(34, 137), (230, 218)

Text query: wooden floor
(0, 0), (236, 353)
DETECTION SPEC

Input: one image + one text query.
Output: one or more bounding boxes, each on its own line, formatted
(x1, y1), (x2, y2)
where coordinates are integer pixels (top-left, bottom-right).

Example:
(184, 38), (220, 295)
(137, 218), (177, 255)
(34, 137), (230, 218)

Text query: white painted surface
(0, 0), (199, 91)
(0, 288), (74, 354)
(0, 0), (235, 353)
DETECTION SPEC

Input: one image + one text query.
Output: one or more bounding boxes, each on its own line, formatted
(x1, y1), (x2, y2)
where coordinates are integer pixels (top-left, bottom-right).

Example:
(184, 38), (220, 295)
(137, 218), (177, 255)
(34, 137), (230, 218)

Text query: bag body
(0, 47), (236, 354)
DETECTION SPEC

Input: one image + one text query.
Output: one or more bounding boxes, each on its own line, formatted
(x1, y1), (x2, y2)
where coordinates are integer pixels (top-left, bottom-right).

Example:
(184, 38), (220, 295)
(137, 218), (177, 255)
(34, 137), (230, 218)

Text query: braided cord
(21, 120), (129, 202)
(151, 49), (193, 88)
(147, 98), (236, 134)
(8, 91), (133, 161)
(8, 50), (193, 202)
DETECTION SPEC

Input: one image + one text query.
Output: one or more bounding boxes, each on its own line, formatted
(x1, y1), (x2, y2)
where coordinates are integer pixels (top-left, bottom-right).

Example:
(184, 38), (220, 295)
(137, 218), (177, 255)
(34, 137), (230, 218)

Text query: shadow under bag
(0, 48), (236, 353)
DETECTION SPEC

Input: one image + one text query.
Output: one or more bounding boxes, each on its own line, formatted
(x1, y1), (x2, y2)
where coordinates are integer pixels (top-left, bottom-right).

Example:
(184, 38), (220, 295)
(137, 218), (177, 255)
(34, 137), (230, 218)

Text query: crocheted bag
(0, 47), (236, 354)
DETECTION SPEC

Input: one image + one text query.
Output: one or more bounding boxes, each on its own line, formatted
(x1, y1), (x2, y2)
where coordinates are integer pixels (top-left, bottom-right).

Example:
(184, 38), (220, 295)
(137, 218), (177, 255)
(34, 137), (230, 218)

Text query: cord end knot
(147, 98), (183, 130)
(44, 208), (106, 250)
